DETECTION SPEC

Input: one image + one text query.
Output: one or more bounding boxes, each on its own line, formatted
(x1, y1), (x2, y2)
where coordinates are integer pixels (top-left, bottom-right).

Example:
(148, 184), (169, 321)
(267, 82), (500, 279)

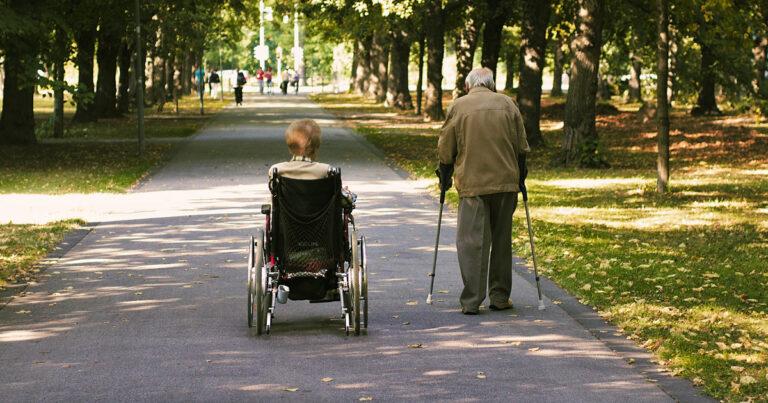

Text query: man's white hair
(465, 67), (495, 90)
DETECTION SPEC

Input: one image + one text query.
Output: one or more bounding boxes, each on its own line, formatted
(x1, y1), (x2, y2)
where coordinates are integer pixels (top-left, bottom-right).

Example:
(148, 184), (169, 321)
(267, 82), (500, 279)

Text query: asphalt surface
(0, 94), (675, 402)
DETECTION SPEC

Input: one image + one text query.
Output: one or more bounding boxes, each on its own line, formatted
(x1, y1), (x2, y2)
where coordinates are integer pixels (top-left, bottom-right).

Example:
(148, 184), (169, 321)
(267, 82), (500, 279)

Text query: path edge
(0, 225), (93, 310)
(515, 267), (716, 403)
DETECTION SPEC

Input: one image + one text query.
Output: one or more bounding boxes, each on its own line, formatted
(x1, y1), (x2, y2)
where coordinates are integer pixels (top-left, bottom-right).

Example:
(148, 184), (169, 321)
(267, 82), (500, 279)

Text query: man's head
(285, 119), (321, 159)
(465, 67), (496, 92)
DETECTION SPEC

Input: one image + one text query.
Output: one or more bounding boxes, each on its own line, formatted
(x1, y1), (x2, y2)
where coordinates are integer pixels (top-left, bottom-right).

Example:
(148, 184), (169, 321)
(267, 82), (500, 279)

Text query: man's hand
(518, 154), (528, 200)
(436, 164), (453, 204)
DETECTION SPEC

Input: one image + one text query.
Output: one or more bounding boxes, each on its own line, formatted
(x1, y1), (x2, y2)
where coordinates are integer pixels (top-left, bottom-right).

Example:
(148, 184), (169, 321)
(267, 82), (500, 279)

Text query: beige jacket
(269, 156), (331, 180)
(438, 87), (530, 198)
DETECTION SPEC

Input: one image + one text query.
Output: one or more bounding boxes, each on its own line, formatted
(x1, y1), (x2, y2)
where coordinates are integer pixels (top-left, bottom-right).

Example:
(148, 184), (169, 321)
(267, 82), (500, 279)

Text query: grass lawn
(0, 220), (83, 288)
(311, 92), (768, 401)
(0, 93), (231, 194)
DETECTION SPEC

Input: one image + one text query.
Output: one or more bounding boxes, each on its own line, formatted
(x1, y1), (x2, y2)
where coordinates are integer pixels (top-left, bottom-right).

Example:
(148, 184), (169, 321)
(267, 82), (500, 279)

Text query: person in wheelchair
(269, 119), (357, 302)
(268, 119), (356, 215)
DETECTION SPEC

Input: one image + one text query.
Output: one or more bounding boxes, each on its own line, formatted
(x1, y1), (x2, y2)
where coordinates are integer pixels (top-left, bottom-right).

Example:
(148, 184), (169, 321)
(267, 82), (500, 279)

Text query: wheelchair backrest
(270, 170), (343, 280)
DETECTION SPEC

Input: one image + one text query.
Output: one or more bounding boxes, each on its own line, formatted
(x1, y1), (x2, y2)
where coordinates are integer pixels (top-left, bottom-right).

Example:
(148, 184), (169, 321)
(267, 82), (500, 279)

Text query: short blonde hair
(285, 119), (321, 159)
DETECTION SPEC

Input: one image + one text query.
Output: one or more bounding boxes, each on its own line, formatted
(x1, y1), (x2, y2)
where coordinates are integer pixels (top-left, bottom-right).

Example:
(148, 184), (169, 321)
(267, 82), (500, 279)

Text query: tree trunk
(416, 33), (426, 115)
(95, 26), (121, 118)
(73, 26), (98, 123)
(753, 37), (768, 97)
(691, 39), (720, 115)
(518, 0), (551, 148)
(350, 39), (358, 93)
(480, 0), (507, 82)
(551, 38), (564, 96)
(117, 42), (132, 114)
(52, 28), (69, 138)
(424, 0), (445, 121)
(453, 6), (481, 99)
(504, 45), (516, 92)
(386, 28), (413, 109)
(656, 0), (670, 193)
(355, 35), (372, 95)
(560, 0), (605, 167)
(368, 31), (389, 102)
(0, 39), (37, 145)
(628, 51), (642, 102)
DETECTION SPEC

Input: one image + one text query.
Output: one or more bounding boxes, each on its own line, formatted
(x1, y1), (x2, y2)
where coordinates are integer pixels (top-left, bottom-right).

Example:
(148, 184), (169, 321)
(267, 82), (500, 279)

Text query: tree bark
(453, 6), (481, 99)
(691, 39), (720, 115)
(504, 45), (516, 92)
(368, 31), (389, 102)
(416, 33), (426, 115)
(386, 28), (413, 109)
(95, 25), (122, 118)
(354, 35), (372, 95)
(656, 0), (670, 193)
(628, 51), (642, 102)
(117, 42), (132, 114)
(551, 38), (564, 96)
(424, 0), (445, 121)
(53, 28), (69, 138)
(350, 39), (358, 93)
(0, 37), (37, 145)
(73, 26), (98, 123)
(480, 0), (507, 83)
(753, 37), (768, 97)
(560, 0), (605, 167)
(518, 0), (551, 147)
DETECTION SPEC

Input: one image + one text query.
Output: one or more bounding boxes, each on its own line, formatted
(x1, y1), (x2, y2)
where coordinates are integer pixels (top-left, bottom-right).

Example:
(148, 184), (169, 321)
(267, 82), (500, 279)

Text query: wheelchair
(247, 168), (368, 336)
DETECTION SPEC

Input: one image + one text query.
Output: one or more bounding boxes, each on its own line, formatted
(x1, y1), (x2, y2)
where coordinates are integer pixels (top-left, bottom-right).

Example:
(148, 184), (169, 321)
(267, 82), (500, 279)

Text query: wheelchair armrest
(261, 204), (271, 215)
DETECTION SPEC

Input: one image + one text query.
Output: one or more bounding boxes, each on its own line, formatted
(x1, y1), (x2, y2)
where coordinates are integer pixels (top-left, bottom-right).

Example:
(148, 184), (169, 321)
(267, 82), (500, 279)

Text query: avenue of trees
(2, 0), (768, 190)
(304, 0), (768, 192)
(0, 0), (246, 143)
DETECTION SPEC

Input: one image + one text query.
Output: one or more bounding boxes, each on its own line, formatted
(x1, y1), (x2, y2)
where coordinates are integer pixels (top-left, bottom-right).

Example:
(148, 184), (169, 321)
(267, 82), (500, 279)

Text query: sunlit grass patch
(0, 143), (172, 193)
(0, 220), (83, 287)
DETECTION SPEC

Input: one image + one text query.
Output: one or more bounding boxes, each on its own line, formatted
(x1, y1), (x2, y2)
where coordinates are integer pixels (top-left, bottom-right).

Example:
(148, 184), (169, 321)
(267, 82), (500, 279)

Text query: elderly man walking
(438, 67), (530, 315)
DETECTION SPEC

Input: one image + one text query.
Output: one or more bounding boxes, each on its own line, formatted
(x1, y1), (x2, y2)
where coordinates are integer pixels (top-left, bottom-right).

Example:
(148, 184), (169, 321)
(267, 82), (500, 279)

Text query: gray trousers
(457, 192), (518, 309)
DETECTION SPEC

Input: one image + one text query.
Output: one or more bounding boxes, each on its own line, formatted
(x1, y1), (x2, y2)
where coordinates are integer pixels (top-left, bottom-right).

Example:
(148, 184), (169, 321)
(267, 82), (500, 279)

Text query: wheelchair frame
(247, 170), (368, 336)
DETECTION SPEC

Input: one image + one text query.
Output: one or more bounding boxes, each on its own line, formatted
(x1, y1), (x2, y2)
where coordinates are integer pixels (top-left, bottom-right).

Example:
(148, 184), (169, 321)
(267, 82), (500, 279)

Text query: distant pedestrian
(209, 69), (221, 99)
(235, 69), (246, 105)
(265, 67), (273, 95)
(281, 69), (290, 95)
(438, 67), (530, 315)
(292, 69), (300, 94)
(194, 64), (205, 95)
(256, 68), (265, 94)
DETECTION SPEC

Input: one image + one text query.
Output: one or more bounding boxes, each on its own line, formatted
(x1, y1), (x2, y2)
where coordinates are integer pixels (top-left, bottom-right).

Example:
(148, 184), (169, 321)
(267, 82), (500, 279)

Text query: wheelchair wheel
(253, 229), (268, 335)
(350, 231), (362, 336)
(247, 236), (255, 328)
(360, 235), (368, 329)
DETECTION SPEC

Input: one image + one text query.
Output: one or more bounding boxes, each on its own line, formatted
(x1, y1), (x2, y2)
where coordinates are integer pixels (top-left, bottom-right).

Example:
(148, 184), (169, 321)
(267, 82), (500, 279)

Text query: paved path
(1, 95), (674, 402)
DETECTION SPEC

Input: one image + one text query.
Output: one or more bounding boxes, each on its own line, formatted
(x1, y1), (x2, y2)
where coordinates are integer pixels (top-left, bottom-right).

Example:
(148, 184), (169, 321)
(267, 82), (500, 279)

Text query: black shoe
(489, 300), (514, 311)
(461, 307), (479, 315)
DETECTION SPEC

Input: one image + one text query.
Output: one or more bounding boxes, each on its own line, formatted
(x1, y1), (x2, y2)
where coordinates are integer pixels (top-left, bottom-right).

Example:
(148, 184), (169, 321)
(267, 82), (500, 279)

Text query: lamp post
(276, 46), (283, 81)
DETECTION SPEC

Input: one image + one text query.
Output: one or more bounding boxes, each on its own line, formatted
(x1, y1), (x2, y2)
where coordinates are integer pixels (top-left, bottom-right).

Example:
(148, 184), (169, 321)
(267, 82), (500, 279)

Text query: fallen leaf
(16, 310), (31, 314)
(740, 375), (756, 385)
(321, 377), (334, 383)
(502, 341), (522, 346)
(627, 358), (636, 364)
(402, 321), (411, 325)
(406, 300), (418, 306)
(407, 343), (423, 349)
(437, 290), (449, 294)
(476, 371), (487, 379)
(528, 347), (540, 352)
(283, 387), (299, 392)
(359, 397), (373, 401)
(581, 284), (592, 291)
(134, 291), (143, 295)
(730, 366), (745, 373)
(391, 315), (400, 319)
